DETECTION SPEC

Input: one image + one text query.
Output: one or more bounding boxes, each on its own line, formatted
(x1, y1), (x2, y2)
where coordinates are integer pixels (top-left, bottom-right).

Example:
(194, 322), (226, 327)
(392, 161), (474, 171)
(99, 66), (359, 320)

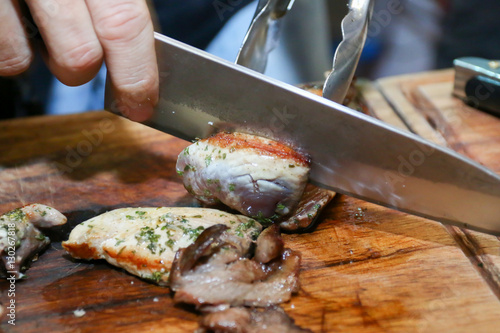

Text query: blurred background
(1, 0), (500, 119)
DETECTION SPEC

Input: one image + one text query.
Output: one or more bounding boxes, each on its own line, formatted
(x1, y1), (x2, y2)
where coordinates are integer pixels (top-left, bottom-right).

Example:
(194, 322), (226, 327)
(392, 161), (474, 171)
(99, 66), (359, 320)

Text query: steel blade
(105, 33), (500, 235)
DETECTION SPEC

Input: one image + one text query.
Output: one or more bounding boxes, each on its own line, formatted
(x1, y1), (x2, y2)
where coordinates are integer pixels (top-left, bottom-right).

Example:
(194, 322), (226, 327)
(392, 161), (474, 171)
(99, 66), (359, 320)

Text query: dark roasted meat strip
(280, 184), (336, 232)
(254, 224), (283, 264)
(0, 204), (67, 278)
(197, 306), (312, 333)
(169, 224), (301, 308)
(176, 132), (310, 220)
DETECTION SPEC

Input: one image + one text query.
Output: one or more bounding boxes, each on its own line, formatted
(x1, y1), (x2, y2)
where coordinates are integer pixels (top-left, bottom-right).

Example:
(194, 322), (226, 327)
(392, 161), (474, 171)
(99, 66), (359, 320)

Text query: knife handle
(464, 75), (500, 116)
(453, 57), (500, 117)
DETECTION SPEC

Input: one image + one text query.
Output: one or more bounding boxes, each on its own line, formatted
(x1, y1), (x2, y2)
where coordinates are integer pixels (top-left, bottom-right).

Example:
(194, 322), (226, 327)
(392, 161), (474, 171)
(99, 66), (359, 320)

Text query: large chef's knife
(105, 33), (500, 235)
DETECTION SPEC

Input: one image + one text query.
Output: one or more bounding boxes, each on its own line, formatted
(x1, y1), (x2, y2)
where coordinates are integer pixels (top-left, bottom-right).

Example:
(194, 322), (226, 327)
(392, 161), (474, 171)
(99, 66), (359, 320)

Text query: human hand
(0, 0), (158, 122)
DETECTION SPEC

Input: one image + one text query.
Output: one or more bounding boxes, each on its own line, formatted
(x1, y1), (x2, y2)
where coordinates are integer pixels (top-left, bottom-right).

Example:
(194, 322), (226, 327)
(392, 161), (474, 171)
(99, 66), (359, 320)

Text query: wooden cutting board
(1, 70), (500, 332)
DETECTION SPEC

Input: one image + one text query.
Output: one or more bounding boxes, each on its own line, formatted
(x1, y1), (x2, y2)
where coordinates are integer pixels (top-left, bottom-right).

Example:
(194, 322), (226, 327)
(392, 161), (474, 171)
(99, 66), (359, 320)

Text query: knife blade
(105, 33), (500, 235)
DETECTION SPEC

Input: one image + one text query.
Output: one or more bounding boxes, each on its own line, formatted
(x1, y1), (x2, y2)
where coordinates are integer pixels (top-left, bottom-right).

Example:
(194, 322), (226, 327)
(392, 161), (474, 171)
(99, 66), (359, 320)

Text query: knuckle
(96, 1), (150, 43)
(0, 51), (33, 76)
(57, 41), (103, 72)
(117, 74), (158, 97)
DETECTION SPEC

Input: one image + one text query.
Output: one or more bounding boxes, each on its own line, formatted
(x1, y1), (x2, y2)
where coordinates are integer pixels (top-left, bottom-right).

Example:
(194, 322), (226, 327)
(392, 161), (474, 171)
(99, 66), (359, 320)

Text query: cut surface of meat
(176, 132), (310, 220)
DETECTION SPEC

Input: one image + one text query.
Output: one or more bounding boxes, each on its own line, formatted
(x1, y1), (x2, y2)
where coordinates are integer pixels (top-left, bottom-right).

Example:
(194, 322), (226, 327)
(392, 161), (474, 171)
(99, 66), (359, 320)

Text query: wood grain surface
(1, 72), (500, 332)
(369, 69), (500, 303)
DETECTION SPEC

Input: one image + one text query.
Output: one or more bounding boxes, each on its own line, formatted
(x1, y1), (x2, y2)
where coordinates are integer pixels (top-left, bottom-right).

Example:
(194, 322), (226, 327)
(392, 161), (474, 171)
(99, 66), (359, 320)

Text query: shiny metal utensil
(323, 0), (373, 103)
(453, 57), (500, 116)
(235, 0), (295, 73)
(105, 33), (500, 235)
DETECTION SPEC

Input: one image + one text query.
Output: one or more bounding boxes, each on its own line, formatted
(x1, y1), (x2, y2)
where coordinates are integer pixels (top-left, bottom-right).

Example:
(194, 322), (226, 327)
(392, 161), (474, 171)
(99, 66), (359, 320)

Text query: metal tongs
(323, 0), (374, 103)
(236, 0), (295, 73)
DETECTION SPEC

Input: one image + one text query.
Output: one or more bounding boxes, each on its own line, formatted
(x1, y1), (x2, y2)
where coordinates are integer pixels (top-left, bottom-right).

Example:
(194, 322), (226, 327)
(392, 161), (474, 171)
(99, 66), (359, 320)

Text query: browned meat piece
(197, 306), (312, 333)
(63, 208), (261, 285)
(176, 132), (310, 220)
(280, 184), (336, 232)
(254, 224), (283, 264)
(0, 204), (67, 278)
(176, 132), (335, 232)
(169, 224), (301, 308)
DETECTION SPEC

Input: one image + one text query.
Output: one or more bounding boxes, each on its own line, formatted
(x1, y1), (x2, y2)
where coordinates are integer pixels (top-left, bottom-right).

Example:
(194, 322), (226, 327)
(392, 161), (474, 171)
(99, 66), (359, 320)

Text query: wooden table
(1, 69), (500, 332)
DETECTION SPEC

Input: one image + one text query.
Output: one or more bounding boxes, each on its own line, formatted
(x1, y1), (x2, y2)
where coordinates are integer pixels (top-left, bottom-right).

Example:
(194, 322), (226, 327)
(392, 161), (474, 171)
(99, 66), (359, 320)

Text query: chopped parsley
(179, 225), (205, 240)
(205, 155), (212, 166)
(228, 184), (236, 192)
(276, 203), (286, 211)
(165, 239), (175, 250)
(6, 209), (25, 222)
(136, 226), (161, 254)
(235, 219), (258, 238)
(35, 233), (46, 241)
(149, 271), (164, 283)
(136, 211), (146, 217)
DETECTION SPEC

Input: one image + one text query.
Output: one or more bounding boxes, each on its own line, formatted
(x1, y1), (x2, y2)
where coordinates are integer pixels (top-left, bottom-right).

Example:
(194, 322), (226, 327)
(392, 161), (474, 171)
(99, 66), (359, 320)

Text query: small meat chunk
(254, 224), (283, 264)
(62, 207), (261, 285)
(169, 224), (301, 308)
(280, 184), (336, 232)
(0, 204), (67, 278)
(176, 132), (310, 220)
(197, 306), (312, 333)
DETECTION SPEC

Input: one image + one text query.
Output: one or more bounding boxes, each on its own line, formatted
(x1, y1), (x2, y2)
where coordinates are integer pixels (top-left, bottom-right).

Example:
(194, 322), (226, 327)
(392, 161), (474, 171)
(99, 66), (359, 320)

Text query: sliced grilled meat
(176, 132), (310, 220)
(169, 224), (301, 308)
(197, 306), (312, 333)
(280, 184), (336, 232)
(1, 204), (67, 278)
(62, 207), (261, 285)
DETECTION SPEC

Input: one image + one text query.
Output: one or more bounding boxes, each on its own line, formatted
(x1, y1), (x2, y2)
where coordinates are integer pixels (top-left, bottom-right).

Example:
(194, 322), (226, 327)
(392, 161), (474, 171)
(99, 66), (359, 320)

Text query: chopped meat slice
(280, 184), (336, 232)
(169, 224), (301, 308)
(197, 306), (312, 333)
(176, 132), (310, 220)
(0, 204), (67, 278)
(62, 207), (261, 285)
(176, 132), (335, 232)
(254, 224), (283, 264)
